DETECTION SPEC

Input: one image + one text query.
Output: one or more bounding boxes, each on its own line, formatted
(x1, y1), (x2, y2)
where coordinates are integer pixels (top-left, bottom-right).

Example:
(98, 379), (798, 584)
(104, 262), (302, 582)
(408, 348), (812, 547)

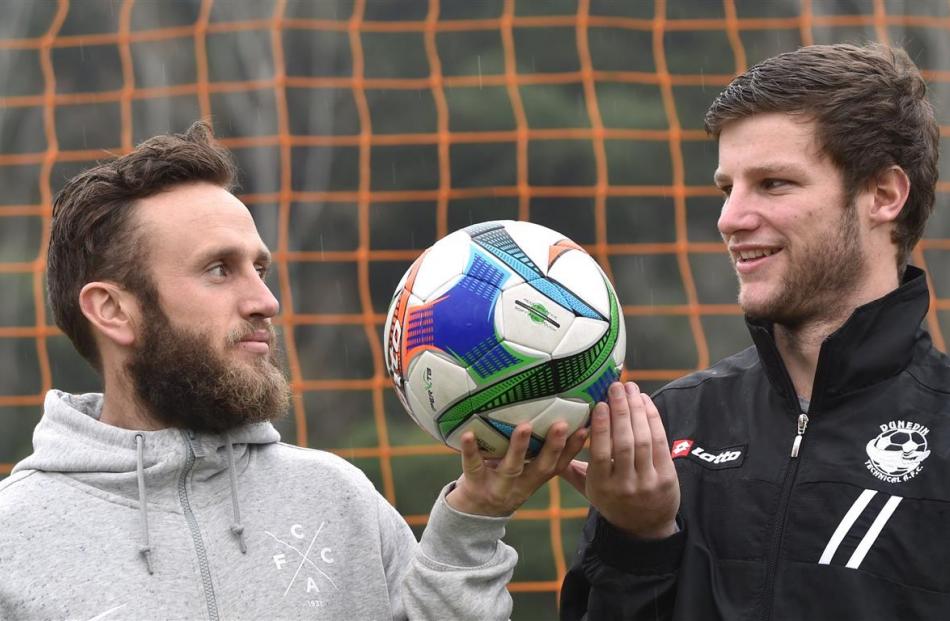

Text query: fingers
(496, 423), (532, 476)
(643, 393), (675, 474)
(560, 460), (589, 497)
(607, 383), (635, 472)
(627, 383), (656, 475)
(554, 427), (589, 474)
(451, 421), (587, 517)
(569, 459), (589, 477)
(526, 421), (588, 478)
(527, 421), (569, 476)
(458, 431), (485, 475)
(587, 401), (613, 476)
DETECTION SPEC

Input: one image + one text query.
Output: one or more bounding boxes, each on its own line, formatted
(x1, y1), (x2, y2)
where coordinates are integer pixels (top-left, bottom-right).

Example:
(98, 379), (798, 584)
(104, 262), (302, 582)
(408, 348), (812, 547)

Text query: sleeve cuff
(419, 482), (512, 568)
(591, 514), (686, 575)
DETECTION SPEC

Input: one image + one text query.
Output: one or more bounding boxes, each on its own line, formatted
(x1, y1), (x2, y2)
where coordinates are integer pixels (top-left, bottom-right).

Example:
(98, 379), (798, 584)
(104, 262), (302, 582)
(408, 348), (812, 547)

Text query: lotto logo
(671, 439), (694, 458)
(692, 446), (743, 464)
(671, 439), (747, 470)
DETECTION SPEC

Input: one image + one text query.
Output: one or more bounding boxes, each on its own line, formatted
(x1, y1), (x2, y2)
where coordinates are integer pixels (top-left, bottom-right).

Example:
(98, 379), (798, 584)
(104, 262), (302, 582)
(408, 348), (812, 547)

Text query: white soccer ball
(868, 429), (930, 475)
(383, 220), (625, 458)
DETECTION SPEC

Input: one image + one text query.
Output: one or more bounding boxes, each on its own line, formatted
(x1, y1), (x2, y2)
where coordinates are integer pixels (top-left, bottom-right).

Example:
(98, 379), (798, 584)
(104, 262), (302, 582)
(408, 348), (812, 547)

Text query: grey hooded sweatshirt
(0, 391), (517, 620)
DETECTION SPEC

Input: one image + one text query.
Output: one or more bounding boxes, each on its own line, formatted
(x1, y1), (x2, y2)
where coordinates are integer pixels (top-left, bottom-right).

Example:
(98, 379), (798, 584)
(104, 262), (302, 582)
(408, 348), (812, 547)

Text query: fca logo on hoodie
(266, 521), (339, 598)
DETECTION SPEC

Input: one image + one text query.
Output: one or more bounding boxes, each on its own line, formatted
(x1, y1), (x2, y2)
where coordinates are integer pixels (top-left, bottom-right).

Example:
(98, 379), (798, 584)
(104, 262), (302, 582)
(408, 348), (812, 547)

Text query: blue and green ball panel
(581, 364), (621, 405)
(480, 415), (545, 458)
(468, 224), (604, 321)
(403, 254), (506, 369)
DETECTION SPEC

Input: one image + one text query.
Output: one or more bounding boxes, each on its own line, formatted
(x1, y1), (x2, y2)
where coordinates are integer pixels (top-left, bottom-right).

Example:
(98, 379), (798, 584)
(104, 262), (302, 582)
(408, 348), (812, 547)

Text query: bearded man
(0, 122), (585, 620)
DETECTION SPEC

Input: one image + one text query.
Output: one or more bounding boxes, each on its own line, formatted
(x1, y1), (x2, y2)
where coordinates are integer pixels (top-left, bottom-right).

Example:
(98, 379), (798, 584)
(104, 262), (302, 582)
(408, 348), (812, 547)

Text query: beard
(739, 199), (865, 327)
(125, 302), (291, 434)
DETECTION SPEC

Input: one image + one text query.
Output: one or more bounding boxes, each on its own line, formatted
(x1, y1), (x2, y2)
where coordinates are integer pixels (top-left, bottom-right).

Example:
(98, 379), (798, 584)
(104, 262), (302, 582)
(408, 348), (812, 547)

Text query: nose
(716, 187), (759, 239)
(241, 271), (280, 320)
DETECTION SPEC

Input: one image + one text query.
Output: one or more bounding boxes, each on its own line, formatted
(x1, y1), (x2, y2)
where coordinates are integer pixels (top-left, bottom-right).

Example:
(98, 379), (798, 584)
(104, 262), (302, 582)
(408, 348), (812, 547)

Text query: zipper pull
(790, 413), (809, 458)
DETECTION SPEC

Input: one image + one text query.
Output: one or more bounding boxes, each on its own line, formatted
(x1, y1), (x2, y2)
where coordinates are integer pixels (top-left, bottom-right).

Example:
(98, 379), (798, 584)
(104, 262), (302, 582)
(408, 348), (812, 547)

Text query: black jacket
(561, 267), (950, 620)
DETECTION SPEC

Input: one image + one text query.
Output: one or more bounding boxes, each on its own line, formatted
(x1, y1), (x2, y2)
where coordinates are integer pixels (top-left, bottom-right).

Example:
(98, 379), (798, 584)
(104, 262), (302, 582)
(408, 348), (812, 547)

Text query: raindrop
(477, 55), (482, 89)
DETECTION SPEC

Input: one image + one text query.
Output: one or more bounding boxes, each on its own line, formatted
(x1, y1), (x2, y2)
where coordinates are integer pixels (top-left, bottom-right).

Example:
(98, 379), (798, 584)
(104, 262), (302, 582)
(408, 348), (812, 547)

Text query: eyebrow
(194, 245), (272, 267)
(713, 163), (809, 186)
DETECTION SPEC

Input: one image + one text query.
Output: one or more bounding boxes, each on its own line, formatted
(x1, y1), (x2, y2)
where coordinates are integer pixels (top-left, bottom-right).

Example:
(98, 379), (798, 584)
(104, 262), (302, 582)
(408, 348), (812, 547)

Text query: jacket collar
(745, 266), (931, 409)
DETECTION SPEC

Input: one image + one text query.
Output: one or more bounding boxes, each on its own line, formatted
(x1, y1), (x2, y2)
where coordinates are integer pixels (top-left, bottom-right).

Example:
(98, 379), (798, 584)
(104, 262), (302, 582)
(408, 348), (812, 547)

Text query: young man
(560, 44), (946, 620)
(0, 122), (586, 619)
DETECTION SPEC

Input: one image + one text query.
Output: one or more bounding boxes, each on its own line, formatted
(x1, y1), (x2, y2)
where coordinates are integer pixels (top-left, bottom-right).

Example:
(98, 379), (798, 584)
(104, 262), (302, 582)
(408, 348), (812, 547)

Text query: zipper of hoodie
(760, 400), (810, 621)
(179, 430), (220, 621)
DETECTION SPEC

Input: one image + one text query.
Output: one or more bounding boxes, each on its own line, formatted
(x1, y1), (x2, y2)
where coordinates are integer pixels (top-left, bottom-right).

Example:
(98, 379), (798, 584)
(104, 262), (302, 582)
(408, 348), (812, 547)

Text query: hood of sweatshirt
(16, 390), (281, 481)
(14, 389), (283, 572)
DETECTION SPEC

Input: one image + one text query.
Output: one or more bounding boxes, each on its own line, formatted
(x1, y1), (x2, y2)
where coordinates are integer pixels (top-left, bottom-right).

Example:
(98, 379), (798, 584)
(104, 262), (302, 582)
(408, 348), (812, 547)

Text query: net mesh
(1, 0), (948, 616)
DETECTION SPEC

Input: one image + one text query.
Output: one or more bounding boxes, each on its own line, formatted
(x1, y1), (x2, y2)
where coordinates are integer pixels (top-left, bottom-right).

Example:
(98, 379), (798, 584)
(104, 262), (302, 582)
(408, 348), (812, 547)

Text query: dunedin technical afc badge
(865, 420), (931, 484)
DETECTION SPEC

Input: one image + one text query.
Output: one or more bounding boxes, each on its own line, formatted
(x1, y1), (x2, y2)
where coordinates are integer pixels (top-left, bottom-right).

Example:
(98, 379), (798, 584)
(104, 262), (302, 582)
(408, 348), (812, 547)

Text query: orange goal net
(0, 0), (947, 617)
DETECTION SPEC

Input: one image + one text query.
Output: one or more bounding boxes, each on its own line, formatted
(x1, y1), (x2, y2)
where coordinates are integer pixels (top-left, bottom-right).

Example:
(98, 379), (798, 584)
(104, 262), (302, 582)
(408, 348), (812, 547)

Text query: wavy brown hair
(47, 121), (237, 370)
(705, 43), (939, 275)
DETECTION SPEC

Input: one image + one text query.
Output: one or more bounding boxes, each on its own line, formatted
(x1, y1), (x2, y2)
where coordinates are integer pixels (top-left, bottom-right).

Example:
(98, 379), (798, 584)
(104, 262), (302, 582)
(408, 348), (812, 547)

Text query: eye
(208, 264), (228, 279)
(717, 184), (732, 198)
(762, 179), (789, 191)
(255, 264), (269, 279)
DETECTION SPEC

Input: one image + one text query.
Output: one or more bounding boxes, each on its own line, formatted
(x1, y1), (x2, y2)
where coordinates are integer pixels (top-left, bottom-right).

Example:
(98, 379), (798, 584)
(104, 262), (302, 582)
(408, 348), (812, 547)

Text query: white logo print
(670, 438), (746, 469)
(690, 445), (742, 465)
(266, 522), (339, 607)
(818, 489), (902, 569)
(865, 420), (931, 483)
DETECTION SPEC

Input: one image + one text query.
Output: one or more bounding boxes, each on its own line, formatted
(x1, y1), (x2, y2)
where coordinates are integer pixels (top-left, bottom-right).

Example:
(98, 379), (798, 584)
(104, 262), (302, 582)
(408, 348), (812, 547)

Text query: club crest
(865, 420), (931, 484)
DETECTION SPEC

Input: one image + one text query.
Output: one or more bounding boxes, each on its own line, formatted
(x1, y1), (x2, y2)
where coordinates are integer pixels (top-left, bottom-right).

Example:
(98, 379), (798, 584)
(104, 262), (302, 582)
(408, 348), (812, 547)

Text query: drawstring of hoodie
(132, 433), (248, 575)
(225, 434), (248, 554)
(134, 433), (154, 575)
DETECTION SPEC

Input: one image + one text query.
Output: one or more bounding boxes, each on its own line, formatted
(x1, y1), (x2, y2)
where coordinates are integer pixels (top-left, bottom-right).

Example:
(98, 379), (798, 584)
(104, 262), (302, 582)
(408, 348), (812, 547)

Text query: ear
(78, 281), (139, 348)
(868, 165), (910, 226)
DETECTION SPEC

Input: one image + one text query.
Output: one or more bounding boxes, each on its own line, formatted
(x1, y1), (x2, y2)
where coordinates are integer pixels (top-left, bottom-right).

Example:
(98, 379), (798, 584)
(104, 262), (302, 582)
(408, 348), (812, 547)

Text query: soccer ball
(866, 429), (930, 475)
(383, 220), (625, 458)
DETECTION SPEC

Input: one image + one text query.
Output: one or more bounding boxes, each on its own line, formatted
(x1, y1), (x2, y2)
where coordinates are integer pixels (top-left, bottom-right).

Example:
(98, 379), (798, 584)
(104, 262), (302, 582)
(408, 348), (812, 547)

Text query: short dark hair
(704, 43), (939, 274)
(47, 121), (238, 370)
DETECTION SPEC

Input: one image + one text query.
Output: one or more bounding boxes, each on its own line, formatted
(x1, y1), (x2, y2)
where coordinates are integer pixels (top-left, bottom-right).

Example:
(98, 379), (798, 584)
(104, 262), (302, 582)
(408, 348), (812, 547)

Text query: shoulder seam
(653, 374), (719, 398)
(653, 347), (760, 399)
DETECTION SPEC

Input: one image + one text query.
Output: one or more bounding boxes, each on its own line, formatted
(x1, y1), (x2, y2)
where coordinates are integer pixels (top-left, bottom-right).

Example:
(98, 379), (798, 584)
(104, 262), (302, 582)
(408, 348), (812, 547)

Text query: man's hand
(445, 421), (588, 517)
(561, 381), (680, 539)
